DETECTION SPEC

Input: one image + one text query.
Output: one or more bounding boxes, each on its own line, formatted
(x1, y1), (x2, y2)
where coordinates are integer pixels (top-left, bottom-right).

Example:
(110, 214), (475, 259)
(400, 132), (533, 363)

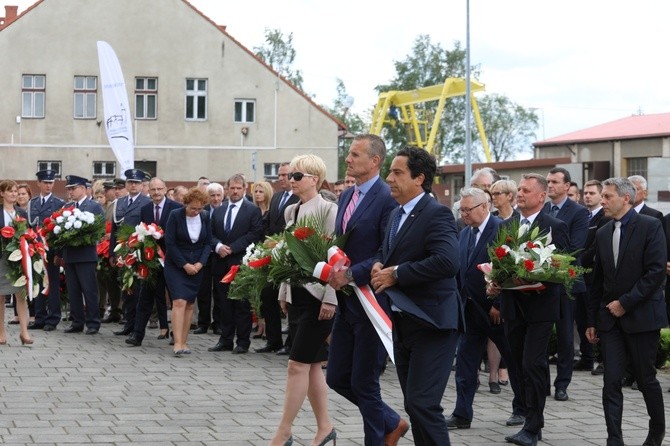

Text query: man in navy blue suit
(325, 134), (406, 446)
(587, 177), (667, 446)
(371, 147), (463, 446)
(62, 175), (104, 334)
(112, 169), (152, 336)
(493, 173), (569, 446)
(28, 169), (65, 331)
(543, 167), (589, 401)
(125, 178), (182, 346)
(208, 174), (264, 354)
(446, 187), (525, 430)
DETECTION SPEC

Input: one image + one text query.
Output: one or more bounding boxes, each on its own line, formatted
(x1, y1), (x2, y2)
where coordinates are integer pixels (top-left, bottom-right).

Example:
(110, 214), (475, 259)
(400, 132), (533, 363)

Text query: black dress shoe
(113, 328), (132, 336)
(63, 326), (83, 333)
(28, 322), (45, 330)
(505, 429), (539, 446)
(125, 334), (142, 346)
(85, 328), (99, 335)
(591, 364), (604, 375)
(157, 332), (169, 340)
(192, 326), (208, 334)
(43, 324), (56, 332)
(208, 341), (233, 352)
(213, 327), (223, 335)
(232, 346), (248, 354)
(642, 430), (665, 446)
(506, 414), (525, 426)
(255, 345), (282, 353)
(489, 381), (502, 394)
(101, 315), (121, 324)
(554, 388), (569, 401)
(445, 414), (471, 429)
(573, 358), (594, 371)
(276, 346), (290, 355)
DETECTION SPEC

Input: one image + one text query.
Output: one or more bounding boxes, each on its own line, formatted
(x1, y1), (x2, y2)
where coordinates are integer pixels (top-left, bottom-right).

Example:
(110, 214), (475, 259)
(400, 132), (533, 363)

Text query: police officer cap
(65, 175), (89, 188)
(35, 170), (57, 182)
(102, 180), (115, 190)
(113, 178), (126, 187)
(124, 169), (144, 182)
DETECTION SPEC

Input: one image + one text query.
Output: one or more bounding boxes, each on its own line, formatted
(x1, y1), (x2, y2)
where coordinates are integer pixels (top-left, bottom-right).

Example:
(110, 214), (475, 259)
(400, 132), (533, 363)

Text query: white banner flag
(97, 41), (134, 175)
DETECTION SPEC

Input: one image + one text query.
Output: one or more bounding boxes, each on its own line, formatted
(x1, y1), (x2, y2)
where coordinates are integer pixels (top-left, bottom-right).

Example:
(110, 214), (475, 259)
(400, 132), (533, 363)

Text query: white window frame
(235, 99), (256, 123)
(74, 76), (97, 119)
(37, 160), (61, 178)
(135, 77), (158, 119)
(185, 78), (207, 120)
(92, 161), (116, 178)
(22, 74), (46, 118)
(264, 163), (280, 180)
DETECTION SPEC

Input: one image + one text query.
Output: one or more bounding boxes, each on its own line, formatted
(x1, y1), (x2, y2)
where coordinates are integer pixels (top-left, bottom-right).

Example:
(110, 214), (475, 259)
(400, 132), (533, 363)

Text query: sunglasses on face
(288, 172), (315, 181)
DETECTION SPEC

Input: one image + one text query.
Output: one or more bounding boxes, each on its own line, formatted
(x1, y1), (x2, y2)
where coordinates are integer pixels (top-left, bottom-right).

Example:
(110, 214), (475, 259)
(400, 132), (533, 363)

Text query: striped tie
(341, 188), (360, 232)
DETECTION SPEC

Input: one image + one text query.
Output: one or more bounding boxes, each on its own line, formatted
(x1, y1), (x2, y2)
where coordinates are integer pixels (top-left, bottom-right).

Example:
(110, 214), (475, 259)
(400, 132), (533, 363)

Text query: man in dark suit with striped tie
(62, 175), (105, 334)
(29, 169), (65, 331)
(125, 178), (182, 346)
(255, 163), (299, 353)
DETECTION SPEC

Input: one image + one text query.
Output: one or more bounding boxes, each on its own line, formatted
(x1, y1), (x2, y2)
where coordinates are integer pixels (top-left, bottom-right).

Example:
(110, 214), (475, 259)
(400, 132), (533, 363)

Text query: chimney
(0, 6), (19, 30)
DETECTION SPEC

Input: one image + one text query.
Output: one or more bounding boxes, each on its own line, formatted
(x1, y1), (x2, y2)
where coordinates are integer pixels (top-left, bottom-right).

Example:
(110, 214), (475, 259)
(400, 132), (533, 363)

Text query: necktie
(154, 205), (161, 223)
(612, 221), (621, 267)
(467, 227), (480, 263)
(41, 197), (45, 206)
(550, 205), (559, 217)
(588, 211), (593, 221)
(341, 187), (360, 232)
(128, 196), (133, 207)
(75, 202), (79, 208)
(278, 191), (289, 210)
(521, 218), (530, 226)
(225, 204), (236, 233)
(388, 206), (405, 248)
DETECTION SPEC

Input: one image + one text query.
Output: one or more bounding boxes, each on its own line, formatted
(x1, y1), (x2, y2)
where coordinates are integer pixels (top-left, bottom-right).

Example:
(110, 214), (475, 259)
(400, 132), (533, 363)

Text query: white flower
(73, 220), (82, 229)
(114, 243), (124, 252)
(67, 215), (76, 223)
(64, 221), (73, 230)
(56, 216), (64, 224)
(62, 210), (72, 218)
(53, 226), (61, 235)
(33, 259), (44, 274)
(13, 276), (26, 287)
(86, 215), (95, 224)
(73, 208), (82, 217)
(8, 250), (22, 262)
(518, 223), (530, 238)
(32, 284), (40, 298)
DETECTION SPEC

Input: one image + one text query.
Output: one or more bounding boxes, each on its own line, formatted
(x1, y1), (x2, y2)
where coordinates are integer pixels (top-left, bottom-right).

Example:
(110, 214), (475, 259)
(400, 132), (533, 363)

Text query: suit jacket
(0, 206), (28, 227)
(267, 190), (299, 236)
(28, 194), (64, 227)
(543, 199), (589, 293)
(334, 177), (397, 316)
(164, 208), (212, 269)
(640, 203), (663, 220)
(374, 193), (464, 331)
(458, 214), (503, 315)
(500, 211), (569, 323)
(139, 198), (182, 251)
(580, 208), (611, 286)
(210, 199), (264, 276)
(111, 193), (152, 252)
(62, 198), (104, 263)
(588, 211), (668, 333)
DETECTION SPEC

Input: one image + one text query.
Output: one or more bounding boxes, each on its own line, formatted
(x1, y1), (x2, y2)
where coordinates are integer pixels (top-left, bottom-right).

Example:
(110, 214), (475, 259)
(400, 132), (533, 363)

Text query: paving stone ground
(0, 317), (668, 445)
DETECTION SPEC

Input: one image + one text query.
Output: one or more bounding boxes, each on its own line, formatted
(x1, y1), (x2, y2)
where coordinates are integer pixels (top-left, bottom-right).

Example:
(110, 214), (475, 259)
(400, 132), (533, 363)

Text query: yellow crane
(370, 77), (492, 162)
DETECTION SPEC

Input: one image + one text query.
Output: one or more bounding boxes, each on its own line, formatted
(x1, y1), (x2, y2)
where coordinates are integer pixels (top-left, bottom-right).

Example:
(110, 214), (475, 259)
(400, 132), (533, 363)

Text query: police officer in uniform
(28, 170), (65, 331)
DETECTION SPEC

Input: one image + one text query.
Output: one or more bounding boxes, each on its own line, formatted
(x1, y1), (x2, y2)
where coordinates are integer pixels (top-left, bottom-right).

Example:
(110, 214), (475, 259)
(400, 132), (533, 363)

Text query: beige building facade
(0, 0), (342, 183)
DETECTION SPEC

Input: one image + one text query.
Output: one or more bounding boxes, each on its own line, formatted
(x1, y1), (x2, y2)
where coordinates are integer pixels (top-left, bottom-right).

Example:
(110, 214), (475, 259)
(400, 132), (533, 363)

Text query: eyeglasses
(288, 172), (315, 181)
(459, 202), (485, 215)
(490, 191), (509, 197)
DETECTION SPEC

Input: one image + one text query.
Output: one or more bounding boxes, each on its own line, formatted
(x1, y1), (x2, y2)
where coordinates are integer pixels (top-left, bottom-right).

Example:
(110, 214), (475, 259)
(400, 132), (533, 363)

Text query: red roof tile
(535, 113), (670, 147)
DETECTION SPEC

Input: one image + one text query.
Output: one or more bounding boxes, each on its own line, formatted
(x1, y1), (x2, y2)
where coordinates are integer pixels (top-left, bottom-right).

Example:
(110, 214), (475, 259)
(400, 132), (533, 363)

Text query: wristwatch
(345, 268), (353, 281)
(392, 265), (399, 280)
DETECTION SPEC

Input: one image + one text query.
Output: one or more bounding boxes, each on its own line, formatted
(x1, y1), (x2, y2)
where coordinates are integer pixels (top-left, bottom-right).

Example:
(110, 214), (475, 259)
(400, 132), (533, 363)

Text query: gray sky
(6, 0), (670, 147)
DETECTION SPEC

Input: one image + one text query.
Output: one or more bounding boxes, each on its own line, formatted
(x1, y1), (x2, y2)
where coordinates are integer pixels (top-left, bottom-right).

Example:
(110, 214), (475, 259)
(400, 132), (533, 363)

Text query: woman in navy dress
(164, 188), (211, 356)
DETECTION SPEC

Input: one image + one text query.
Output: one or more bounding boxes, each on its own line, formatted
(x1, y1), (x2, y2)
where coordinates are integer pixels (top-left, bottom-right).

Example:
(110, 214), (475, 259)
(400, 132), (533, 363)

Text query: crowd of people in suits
(0, 135), (669, 446)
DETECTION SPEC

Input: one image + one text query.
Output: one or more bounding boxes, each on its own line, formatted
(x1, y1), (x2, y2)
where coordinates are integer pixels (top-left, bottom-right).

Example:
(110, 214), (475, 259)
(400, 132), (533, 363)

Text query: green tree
(327, 79), (367, 178)
(253, 28), (304, 90)
(375, 36), (482, 165)
(476, 94), (539, 162)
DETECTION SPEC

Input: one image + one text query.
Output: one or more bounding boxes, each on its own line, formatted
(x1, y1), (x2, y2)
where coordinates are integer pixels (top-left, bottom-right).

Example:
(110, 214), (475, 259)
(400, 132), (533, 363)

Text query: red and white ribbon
(312, 247), (351, 282)
(19, 236), (34, 301)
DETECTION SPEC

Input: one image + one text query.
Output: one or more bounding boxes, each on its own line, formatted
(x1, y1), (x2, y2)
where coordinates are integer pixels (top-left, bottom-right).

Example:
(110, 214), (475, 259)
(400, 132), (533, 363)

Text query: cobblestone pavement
(0, 319), (668, 445)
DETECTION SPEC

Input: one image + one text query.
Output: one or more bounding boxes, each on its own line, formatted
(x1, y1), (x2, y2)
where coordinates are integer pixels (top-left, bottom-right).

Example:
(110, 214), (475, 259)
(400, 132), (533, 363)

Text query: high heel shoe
(20, 335), (33, 346)
(316, 429), (336, 446)
(0, 340), (6, 345)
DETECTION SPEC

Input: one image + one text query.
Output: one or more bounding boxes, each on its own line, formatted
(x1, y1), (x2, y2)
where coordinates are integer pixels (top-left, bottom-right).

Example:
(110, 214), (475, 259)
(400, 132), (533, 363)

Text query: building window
(264, 163), (280, 180)
(22, 74), (45, 118)
(627, 157), (647, 178)
(235, 99), (256, 123)
(37, 160), (61, 178)
(185, 78), (207, 120)
(74, 76), (97, 119)
(93, 161), (116, 178)
(135, 77), (157, 119)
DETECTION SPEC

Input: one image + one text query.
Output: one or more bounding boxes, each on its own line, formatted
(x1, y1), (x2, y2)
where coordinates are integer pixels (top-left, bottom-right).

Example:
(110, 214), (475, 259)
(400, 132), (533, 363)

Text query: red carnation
(526, 241), (537, 249)
(0, 226), (14, 239)
(43, 217), (52, 226)
(568, 268), (576, 278)
(495, 246), (507, 260)
(524, 259), (535, 272)
(144, 246), (155, 261)
(137, 264), (149, 279)
(293, 227), (315, 241)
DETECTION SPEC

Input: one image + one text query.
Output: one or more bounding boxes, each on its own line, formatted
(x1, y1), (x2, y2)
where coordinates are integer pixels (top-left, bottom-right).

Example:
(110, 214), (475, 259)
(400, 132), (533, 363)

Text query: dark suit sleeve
(198, 212), (212, 265)
(398, 204), (459, 285)
(618, 219), (667, 312)
(569, 205), (590, 252)
(165, 211), (188, 269)
(210, 207), (224, 251)
(587, 231), (604, 328)
(229, 206), (264, 254)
